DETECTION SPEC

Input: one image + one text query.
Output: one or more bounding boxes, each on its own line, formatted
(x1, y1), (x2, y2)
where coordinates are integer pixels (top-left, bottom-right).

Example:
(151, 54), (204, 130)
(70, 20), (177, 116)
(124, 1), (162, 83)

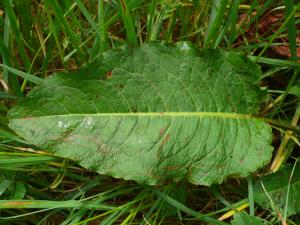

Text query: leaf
(231, 212), (267, 225)
(8, 43), (273, 185)
(11, 182), (26, 199)
(253, 162), (300, 217)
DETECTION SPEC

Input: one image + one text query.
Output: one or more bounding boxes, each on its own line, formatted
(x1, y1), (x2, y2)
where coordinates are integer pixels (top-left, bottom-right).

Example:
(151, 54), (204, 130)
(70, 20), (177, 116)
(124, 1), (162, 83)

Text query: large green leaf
(254, 162), (300, 217)
(8, 43), (273, 185)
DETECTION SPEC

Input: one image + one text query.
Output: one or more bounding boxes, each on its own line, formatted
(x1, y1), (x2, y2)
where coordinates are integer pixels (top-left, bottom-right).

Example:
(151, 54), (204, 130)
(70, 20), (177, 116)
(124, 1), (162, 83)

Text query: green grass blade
(44, 7), (66, 67)
(146, 0), (157, 41)
(98, 0), (107, 52)
(44, 0), (85, 58)
(2, 0), (24, 95)
(211, 186), (236, 211)
(148, 4), (167, 42)
(248, 56), (300, 67)
(61, 209), (88, 225)
(0, 200), (116, 210)
(151, 188), (229, 225)
(147, 0), (169, 42)
(213, 1), (242, 48)
(0, 129), (28, 144)
(118, 0), (138, 46)
(0, 37), (21, 96)
(90, 0), (107, 60)
(284, 0), (297, 60)
(2, 0), (31, 70)
(227, 0), (242, 47)
(284, 160), (298, 221)
(99, 209), (127, 225)
(0, 156), (57, 166)
(165, 4), (180, 43)
(0, 91), (19, 99)
(273, 68), (300, 117)
(0, 64), (43, 84)
(204, 0), (229, 48)
(74, 0), (99, 34)
(247, 176), (255, 216)
(2, 1), (11, 84)
(73, 0), (102, 60)
(62, 0), (83, 31)
(102, 0), (144, 33)
(0, 38), (11, 71)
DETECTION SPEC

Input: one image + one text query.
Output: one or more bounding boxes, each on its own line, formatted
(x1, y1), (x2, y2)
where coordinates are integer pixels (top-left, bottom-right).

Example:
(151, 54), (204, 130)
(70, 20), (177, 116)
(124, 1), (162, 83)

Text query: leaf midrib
(12, 112), (259, 120)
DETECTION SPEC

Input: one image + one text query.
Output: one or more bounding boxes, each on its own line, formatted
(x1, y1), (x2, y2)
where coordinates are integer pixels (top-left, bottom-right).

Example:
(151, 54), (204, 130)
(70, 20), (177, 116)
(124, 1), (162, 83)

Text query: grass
(0, 0), (300, 224)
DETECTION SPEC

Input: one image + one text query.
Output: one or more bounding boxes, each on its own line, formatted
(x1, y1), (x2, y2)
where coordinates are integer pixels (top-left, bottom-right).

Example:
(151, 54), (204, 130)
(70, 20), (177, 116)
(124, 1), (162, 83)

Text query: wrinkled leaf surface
(9, 43), (273, 185)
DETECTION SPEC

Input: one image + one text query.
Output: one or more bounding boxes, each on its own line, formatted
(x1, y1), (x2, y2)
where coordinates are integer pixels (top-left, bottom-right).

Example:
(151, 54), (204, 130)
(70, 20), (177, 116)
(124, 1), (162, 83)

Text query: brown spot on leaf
(98, 144), (111, 156)
(163, 165), (182, 171)
(162, 134), (170, 145)
(23, 116), (33, 120)
(159, 128), (165, 136)
(106, 71), (113, 79)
